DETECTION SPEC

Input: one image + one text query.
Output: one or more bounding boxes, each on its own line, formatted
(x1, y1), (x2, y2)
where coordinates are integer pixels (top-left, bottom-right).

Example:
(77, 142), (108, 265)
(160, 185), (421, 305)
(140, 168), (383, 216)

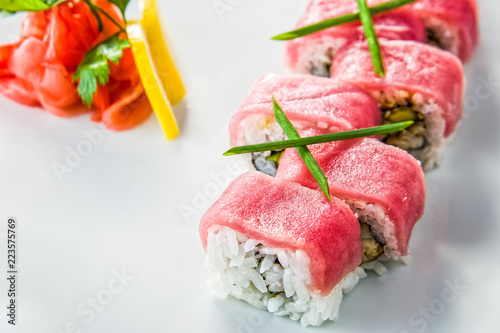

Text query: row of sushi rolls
(199, 0), (479, 327)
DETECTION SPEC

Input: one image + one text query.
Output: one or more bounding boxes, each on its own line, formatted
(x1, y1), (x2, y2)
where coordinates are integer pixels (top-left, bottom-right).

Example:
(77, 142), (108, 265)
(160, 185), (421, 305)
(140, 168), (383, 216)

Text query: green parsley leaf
(73, 33), (130, 107)
(0, 0), (67, 12)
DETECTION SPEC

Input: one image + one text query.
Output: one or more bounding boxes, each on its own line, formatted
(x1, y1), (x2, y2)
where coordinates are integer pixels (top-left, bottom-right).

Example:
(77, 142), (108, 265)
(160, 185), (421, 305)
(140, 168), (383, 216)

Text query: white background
(1, 0), (500, 332)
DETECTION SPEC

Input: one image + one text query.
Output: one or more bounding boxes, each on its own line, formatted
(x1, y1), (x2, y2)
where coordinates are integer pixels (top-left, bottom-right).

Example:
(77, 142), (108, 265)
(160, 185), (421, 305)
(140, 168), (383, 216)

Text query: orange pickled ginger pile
(0, 0), (152, 130)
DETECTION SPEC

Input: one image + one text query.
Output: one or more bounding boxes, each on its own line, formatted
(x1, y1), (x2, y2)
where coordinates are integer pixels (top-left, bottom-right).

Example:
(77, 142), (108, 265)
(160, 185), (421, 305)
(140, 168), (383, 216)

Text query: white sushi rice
(236, 115), (289, 176)
(238, 115), (288, 147)
(237, 114), (339, 175)
(373, 89), (448, 171)
(346, 198), (412, 274)
(424, 17), (459, 56)
(347, 198), (400, 260)
(287, 37), (348, 77)
(237, 114), (336, 147)
(205, 225), (366, 327)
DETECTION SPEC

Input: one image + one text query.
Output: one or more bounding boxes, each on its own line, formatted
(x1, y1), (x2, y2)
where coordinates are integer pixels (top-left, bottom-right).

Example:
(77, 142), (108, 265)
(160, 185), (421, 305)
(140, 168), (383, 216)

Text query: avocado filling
(381, 103), (427, 153)
(360, 223), (385, 264)
(252, 150), (285, 177)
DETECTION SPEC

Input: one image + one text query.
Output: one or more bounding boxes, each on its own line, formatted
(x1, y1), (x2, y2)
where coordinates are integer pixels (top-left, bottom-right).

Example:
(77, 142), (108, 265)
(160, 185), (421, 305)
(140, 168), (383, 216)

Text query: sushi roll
(407, 0), (479, 63)
(284, 0), (427, 76)
(283, 0), (478, 76)
(200, 171), (366, 326)
(330, 40), (465, 170)
(229, 73), (381, 176)
(276, 131), (426, 266)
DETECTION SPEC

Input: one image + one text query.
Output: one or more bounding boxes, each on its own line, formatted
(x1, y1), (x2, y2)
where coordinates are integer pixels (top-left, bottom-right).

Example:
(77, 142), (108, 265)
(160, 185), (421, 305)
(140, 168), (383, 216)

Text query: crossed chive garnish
(271, 0), (418, 77)
(271, 0), (418, 41)
(272, 97), (331, 201)
(224, 98), (414, 200)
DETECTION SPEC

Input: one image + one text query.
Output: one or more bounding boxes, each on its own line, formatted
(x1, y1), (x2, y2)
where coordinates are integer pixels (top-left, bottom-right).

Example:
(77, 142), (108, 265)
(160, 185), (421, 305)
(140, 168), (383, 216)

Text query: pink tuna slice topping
(331, 40), (465, 137)
(229, 73), (381, 146)
(277, 130), (426, 256)
(200, 171), (363, 295)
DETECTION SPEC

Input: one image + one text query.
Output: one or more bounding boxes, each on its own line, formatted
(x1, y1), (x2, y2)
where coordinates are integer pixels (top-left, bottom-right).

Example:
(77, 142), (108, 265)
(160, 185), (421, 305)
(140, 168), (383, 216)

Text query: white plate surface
(1, 1), (500, 332)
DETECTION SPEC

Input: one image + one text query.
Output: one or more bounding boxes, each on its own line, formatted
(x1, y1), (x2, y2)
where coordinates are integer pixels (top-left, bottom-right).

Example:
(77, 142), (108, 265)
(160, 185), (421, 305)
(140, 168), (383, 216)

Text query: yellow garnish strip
(140, 0), (186, 105)
(127, 24), (180, 140)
